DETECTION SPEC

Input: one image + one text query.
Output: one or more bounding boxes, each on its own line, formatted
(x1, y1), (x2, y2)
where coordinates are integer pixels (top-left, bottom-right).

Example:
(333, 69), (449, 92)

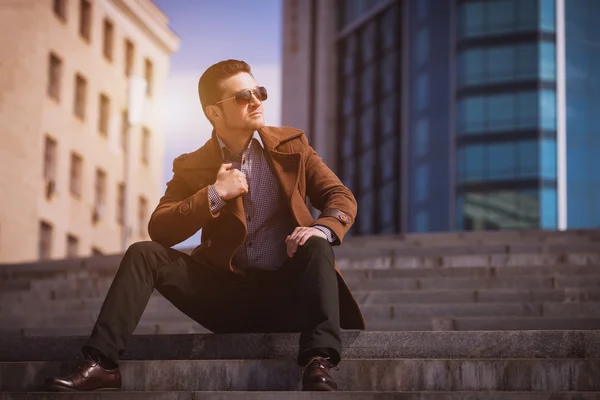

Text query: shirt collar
(215, 131), (264, 160)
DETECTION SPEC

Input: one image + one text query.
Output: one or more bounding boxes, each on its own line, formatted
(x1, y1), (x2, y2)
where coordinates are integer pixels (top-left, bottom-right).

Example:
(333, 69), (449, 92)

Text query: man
(45, 59), (365, 392)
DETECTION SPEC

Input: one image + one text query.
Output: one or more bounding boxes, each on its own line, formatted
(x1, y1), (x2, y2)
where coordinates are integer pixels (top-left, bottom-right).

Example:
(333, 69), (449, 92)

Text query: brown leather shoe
(301, 356), (338, 391)
(44, 355), (121, 392)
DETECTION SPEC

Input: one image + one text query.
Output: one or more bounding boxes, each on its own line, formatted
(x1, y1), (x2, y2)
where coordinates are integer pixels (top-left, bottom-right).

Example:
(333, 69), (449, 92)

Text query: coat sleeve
(147, 163), (220, 248)
(299, 134), (357, 245)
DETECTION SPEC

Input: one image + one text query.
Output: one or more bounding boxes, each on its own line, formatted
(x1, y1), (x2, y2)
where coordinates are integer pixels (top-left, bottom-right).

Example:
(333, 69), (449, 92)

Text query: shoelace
(74, 353), (100, 373)
(301, 356), (339, 375)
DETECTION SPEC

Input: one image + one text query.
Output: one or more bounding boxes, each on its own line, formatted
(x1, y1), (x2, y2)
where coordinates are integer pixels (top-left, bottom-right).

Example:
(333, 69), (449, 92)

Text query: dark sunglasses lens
(256, 86), (268, 101)
(234, 89), (253, 105)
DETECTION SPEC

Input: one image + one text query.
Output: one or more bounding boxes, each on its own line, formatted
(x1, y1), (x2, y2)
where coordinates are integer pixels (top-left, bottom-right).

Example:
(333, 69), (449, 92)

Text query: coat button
(339, 214), (347, 222)
(206, 239), (212, 247)
(180, 203), (190, 213)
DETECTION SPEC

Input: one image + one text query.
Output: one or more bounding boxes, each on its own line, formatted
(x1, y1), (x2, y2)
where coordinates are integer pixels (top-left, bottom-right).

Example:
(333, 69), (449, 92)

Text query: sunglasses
(216, 86), (268, 106)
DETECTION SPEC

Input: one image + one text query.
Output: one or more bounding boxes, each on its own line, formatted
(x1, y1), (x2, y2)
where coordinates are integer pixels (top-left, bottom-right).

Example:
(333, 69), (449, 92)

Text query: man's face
(214, 72), (265, 132)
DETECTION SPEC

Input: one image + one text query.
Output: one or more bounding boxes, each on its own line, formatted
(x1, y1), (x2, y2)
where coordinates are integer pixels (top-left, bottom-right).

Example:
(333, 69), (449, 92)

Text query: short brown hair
(197, 59), (253, 119)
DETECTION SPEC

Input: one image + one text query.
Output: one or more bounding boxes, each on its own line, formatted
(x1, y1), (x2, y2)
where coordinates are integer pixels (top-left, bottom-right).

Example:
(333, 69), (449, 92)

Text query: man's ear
(205, 105), (221, 123)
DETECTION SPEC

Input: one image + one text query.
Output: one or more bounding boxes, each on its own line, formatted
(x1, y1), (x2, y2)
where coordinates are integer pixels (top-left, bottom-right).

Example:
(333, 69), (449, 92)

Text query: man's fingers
(298, 231), (314, 246)
(219, 163), (232, 173)
(287, 239), (297, 257)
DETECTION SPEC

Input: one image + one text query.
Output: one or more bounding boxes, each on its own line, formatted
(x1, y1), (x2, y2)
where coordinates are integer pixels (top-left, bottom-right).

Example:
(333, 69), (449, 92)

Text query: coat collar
(176, 126), (304, 171)
(215, 131), (264, 160)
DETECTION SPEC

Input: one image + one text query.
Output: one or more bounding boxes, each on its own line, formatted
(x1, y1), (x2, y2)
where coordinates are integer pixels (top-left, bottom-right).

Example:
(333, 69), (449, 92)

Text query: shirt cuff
(313, 225), (338, 244)
(208, 185), (227, 214)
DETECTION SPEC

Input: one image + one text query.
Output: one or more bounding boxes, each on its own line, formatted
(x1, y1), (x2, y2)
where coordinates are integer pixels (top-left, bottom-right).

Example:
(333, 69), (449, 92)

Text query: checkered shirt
(207, 132), (336, 270)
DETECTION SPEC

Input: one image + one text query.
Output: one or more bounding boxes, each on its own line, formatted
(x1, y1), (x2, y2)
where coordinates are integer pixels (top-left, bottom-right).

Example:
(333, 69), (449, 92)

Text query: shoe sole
(45, 385), (120, 392)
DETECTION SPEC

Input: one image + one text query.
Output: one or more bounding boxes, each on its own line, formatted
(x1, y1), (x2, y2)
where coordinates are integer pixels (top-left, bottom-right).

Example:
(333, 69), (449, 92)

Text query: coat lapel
(258, 127), (302, 206)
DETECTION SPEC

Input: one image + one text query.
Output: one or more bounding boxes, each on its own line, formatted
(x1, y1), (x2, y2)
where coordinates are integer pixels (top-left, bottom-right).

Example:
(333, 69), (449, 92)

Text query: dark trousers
(84, 237), (341, 366)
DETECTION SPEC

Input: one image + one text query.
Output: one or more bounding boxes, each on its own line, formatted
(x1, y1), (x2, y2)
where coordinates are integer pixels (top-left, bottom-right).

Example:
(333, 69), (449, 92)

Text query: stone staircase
(0, 229), (599, 398)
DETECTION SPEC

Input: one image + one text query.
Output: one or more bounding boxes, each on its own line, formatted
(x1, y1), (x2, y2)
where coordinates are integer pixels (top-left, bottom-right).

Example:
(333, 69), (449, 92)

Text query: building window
(457, 139), (542, 184)
(70, 152), (83, 198)
(94, 168), (107, 219)
(79, 0), (92, 41)
(141, 127), (150, 165)
(91, 247), (103, 256)
(144, 58), (153, 96)
(138, 196), (147, 237)
(43, 135), (57, 181)
(117, 182), (124, 225)
(457, 91), (544, 135)
(53, 0), (67, 21)
(121, 110), (128, 151)
(457, 42), (548, 88)
(103, 18), (114, 61)
(458, 0), (538, 39)
(48, 53), (62, 101)
(335, 3), (402, 235)
(125, 39), (134, 77)
(74, 73), (87, 120)
(39, 221), (53, 260)
(66, 234), (79, 258)
(98, 93), (110, 137)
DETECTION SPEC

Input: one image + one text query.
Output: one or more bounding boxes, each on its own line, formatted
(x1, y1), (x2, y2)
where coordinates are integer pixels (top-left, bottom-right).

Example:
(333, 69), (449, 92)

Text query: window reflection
(358, 191), (374, 234)
(457, 90), (552, 135)
(539, 0), (556, 32)
(459, 0), (541, 39)
(379, 182), (397, 233)
(414, 165), (429, 202)
(415, 73), (429, 111)
(414, 210), (429, 232)
(458, 42), (552, 88)
(414, 118), (429, 157)
(458, 140), (546, 183)
(461, 190), (542, 230)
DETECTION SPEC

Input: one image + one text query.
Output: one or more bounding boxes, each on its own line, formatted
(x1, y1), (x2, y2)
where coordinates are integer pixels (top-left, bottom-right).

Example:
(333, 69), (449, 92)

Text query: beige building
(0, 0), (179, 263)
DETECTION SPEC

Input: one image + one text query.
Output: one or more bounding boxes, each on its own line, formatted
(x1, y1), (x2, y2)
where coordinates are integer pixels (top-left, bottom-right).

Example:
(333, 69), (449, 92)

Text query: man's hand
(285, 227), (327, 257)
(213, 163), (248, 201)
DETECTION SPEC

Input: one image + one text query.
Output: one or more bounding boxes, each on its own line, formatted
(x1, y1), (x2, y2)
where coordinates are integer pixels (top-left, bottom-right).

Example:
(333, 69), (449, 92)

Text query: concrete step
(2, 331), (598, 362)
(3, 254), (600, 285)
(334, 242), (600, 256)
(355, 288), (600, 304)
(360, 302), (600, 319)
(4, 288), (600, 318)
(2, 359), (600, 392)
(3, 302), (599, 329)
(345, 275), (600, 290)
(365, 317), (600, 331)
(337, 229), (600, 248)
(0, 322), (211, 338)
(3, 313), (600, 337)
(2, 392), (600, 399)
(342, 265), (600, 279)
(337, 253), (600, 270)
(2, 270), (599, 306)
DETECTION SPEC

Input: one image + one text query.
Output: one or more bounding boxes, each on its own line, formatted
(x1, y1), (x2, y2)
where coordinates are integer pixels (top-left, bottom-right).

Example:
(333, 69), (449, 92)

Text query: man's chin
(248, 119), (265, 130)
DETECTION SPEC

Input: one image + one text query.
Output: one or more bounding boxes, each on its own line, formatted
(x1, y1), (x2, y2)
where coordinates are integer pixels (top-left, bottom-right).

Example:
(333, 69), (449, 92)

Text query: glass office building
(455, 0), (558, 230)
(282, 0), (600, 234)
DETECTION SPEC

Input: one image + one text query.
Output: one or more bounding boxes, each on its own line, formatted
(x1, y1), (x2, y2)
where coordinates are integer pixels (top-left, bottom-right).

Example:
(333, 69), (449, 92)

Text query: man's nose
(249, 91), (262, 105)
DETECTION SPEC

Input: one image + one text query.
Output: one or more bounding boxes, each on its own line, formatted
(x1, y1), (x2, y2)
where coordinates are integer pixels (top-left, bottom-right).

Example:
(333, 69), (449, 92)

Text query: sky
(151, 0), (283, 248)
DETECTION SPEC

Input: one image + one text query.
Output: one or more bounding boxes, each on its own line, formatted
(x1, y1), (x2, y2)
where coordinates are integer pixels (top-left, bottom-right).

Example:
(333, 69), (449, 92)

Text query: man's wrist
(208, 185), (227, 213)
(313, 225), (337, 244)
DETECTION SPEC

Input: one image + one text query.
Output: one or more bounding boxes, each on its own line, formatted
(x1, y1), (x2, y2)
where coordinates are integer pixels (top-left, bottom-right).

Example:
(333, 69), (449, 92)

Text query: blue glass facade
(455, 0), (558, 230)
(336, 1), (402, 235)
(565, 0), (600, 228)
(406, 0), (453, 232)
(332, 0), (599, 234)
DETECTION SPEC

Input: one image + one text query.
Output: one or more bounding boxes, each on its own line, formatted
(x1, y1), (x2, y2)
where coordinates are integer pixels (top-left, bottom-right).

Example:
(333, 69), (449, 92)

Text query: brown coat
(148, 126), (366, 330)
